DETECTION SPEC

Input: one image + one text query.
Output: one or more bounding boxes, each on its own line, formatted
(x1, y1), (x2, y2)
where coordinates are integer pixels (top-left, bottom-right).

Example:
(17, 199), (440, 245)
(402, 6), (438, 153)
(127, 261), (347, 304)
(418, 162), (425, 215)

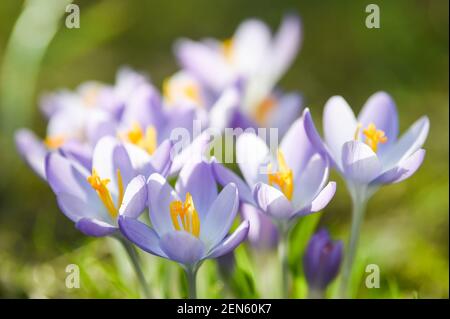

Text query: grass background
(0, 0), (448, 298)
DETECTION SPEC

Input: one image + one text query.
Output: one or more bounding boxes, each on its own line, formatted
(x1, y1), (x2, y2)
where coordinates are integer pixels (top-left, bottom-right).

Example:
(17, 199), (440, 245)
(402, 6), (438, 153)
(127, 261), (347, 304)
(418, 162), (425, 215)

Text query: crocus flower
(213, 109), (336, 234)
(15, 68), (148, 179)
(45, 136), (172, 237)
(303, 92), (429, 297)
(303, 229), (343, 298)
(175, 15), (303, 136)
(304, 92), (429, 193)
(119, 160), (249, 298)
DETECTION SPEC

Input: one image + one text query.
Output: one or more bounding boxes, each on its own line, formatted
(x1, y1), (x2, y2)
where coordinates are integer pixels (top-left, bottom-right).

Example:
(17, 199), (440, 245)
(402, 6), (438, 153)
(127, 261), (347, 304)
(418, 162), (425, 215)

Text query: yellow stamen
(44, 135), (66, 149)
(169, 192), (200, 237)
(163, 77), (202, 106)
(268, 150), (294, 200)
(254, 96), (277, 126)
(87, 168), (124, 218)
(83, 87), (100, 107)
(122, 122), (157, 154)
(221, 38), (234, 63)
(362, 123), (388, 152)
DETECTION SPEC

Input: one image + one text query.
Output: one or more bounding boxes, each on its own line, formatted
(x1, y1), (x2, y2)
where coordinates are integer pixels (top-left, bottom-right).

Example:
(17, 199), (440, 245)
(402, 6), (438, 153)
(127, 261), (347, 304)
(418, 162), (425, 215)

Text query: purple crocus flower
(213, 109), (336, 228)
(304, 92), (429, 192)
(45, 136), (172, 237)
(175, 15), (303, 136)
(15, 68), (148, 180)
(303, 92), (429, 297)
(303, 229), (343, 296)
(118, 160), (250, 270)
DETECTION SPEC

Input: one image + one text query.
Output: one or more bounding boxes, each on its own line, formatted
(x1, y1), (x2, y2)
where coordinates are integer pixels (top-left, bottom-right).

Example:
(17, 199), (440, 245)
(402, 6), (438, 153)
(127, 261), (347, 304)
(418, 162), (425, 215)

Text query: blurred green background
(0, 0), (448, 298)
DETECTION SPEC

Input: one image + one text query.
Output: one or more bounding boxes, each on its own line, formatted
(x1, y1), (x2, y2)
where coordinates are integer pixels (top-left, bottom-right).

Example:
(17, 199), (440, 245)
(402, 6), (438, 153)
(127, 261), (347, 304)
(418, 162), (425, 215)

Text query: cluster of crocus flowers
(15, 13), (429, 299)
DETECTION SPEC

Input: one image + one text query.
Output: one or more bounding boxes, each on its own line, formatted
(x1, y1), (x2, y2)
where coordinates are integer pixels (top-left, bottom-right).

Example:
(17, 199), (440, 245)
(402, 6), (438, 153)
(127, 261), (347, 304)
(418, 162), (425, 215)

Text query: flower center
(354, 122), (388, 152)
(170, 192), (200, 237)
(163, 76), (203, 107)
(268, 150), (294, 200)
(122, 122), (157, 155)
(83, 87), (101, 107)
(221, 38), (234, 63)
(254, 96), (277, 126)
(87, 168), (124, 219)
(44, 135), (66, 149)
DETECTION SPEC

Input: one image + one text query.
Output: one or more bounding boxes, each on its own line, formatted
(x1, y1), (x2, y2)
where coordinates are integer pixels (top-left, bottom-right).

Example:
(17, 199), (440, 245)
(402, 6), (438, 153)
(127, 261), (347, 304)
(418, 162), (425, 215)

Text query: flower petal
(45, 152), (95, 201)
(150, 139), (173, 177)
(159, 231), (205, 265)
(293, 182), (336, 217)
(371, 149), (426, 185)
(266, 15), (302, 85)
(75, 218), (117, 237)
(267, 92), (303, 138)
(119, 175), (147, 218)
(118, 216), (166, 257)
(92, 136), (134, 191)
(236, 133), (270, 186)
(292, 154), (329, 210)
(357, 91), (398, 154)
(233, 19), (271, 75)
(240, 203), (278, 248)
(280, 113), (316, 179)
(323, 96), (358, 168)
(253, 182), (294, 220)
(380, 116), (429, 170)
(147, 173), (179, 236)
(341, 141), (382, 184)
(15, 129), (47, 179)
(175, 161), (217, 220)
(207, 220), (250, 258)
(212, 160), (254, 205)
(200, 184), (239, 249)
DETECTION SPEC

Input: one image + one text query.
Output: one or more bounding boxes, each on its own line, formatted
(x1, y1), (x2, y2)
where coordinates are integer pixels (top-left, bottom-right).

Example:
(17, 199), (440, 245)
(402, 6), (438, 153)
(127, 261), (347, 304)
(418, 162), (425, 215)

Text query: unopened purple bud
(303, 229), (343, 292)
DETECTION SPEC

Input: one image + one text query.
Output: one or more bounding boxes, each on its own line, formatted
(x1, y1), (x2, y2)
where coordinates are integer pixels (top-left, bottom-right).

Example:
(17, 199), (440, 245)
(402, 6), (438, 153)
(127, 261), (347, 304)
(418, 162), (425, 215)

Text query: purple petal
(268, 15), (302, 84)
(240, 203), (278, 248)
(119, 175), (147, 218)
(371, 149), (426, 185)
(292, 154), (329, 210)
(147, 173), (179, 236)
(59, 141), (92, 171)
(212, 160), (254, 205)
(380, 116), (429, 170)
(267, 92), (303, 137)
(169, 131), (212, 176)
(207, 220), (250, 258)
(15, 129), (47, 179)
(150, 139), (173, 177)
(174, 39), (232, 92)
(357, 91), (398, 154)
(253, 182), (294, 220)
(118, 216), (166, 257)
(92, 136), (134, 189)
(341, 141), (382, 184)
(200, 184), (239, 249)
(159, 231), (205, 265)
(175, 161), (218, 220)
(323, 96), (358, 168)
(75, 218), (117, 237)
(293, 182), (336, 217)
(45, 152), (94, 201)
(303, 108), (334, 164)
(280, 112), (315, 179)
(236, 133), (270, 186)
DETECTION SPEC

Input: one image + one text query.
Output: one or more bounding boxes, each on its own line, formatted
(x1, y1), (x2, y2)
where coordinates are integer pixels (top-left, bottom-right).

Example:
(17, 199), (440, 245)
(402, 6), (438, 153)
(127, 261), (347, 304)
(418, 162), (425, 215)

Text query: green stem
(120, 238), (151, 299)
(338, 189), (367, 298)
(308, 288), (325, 299)
(277, 224), (290, 299)
(185, 266), (198, 299)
